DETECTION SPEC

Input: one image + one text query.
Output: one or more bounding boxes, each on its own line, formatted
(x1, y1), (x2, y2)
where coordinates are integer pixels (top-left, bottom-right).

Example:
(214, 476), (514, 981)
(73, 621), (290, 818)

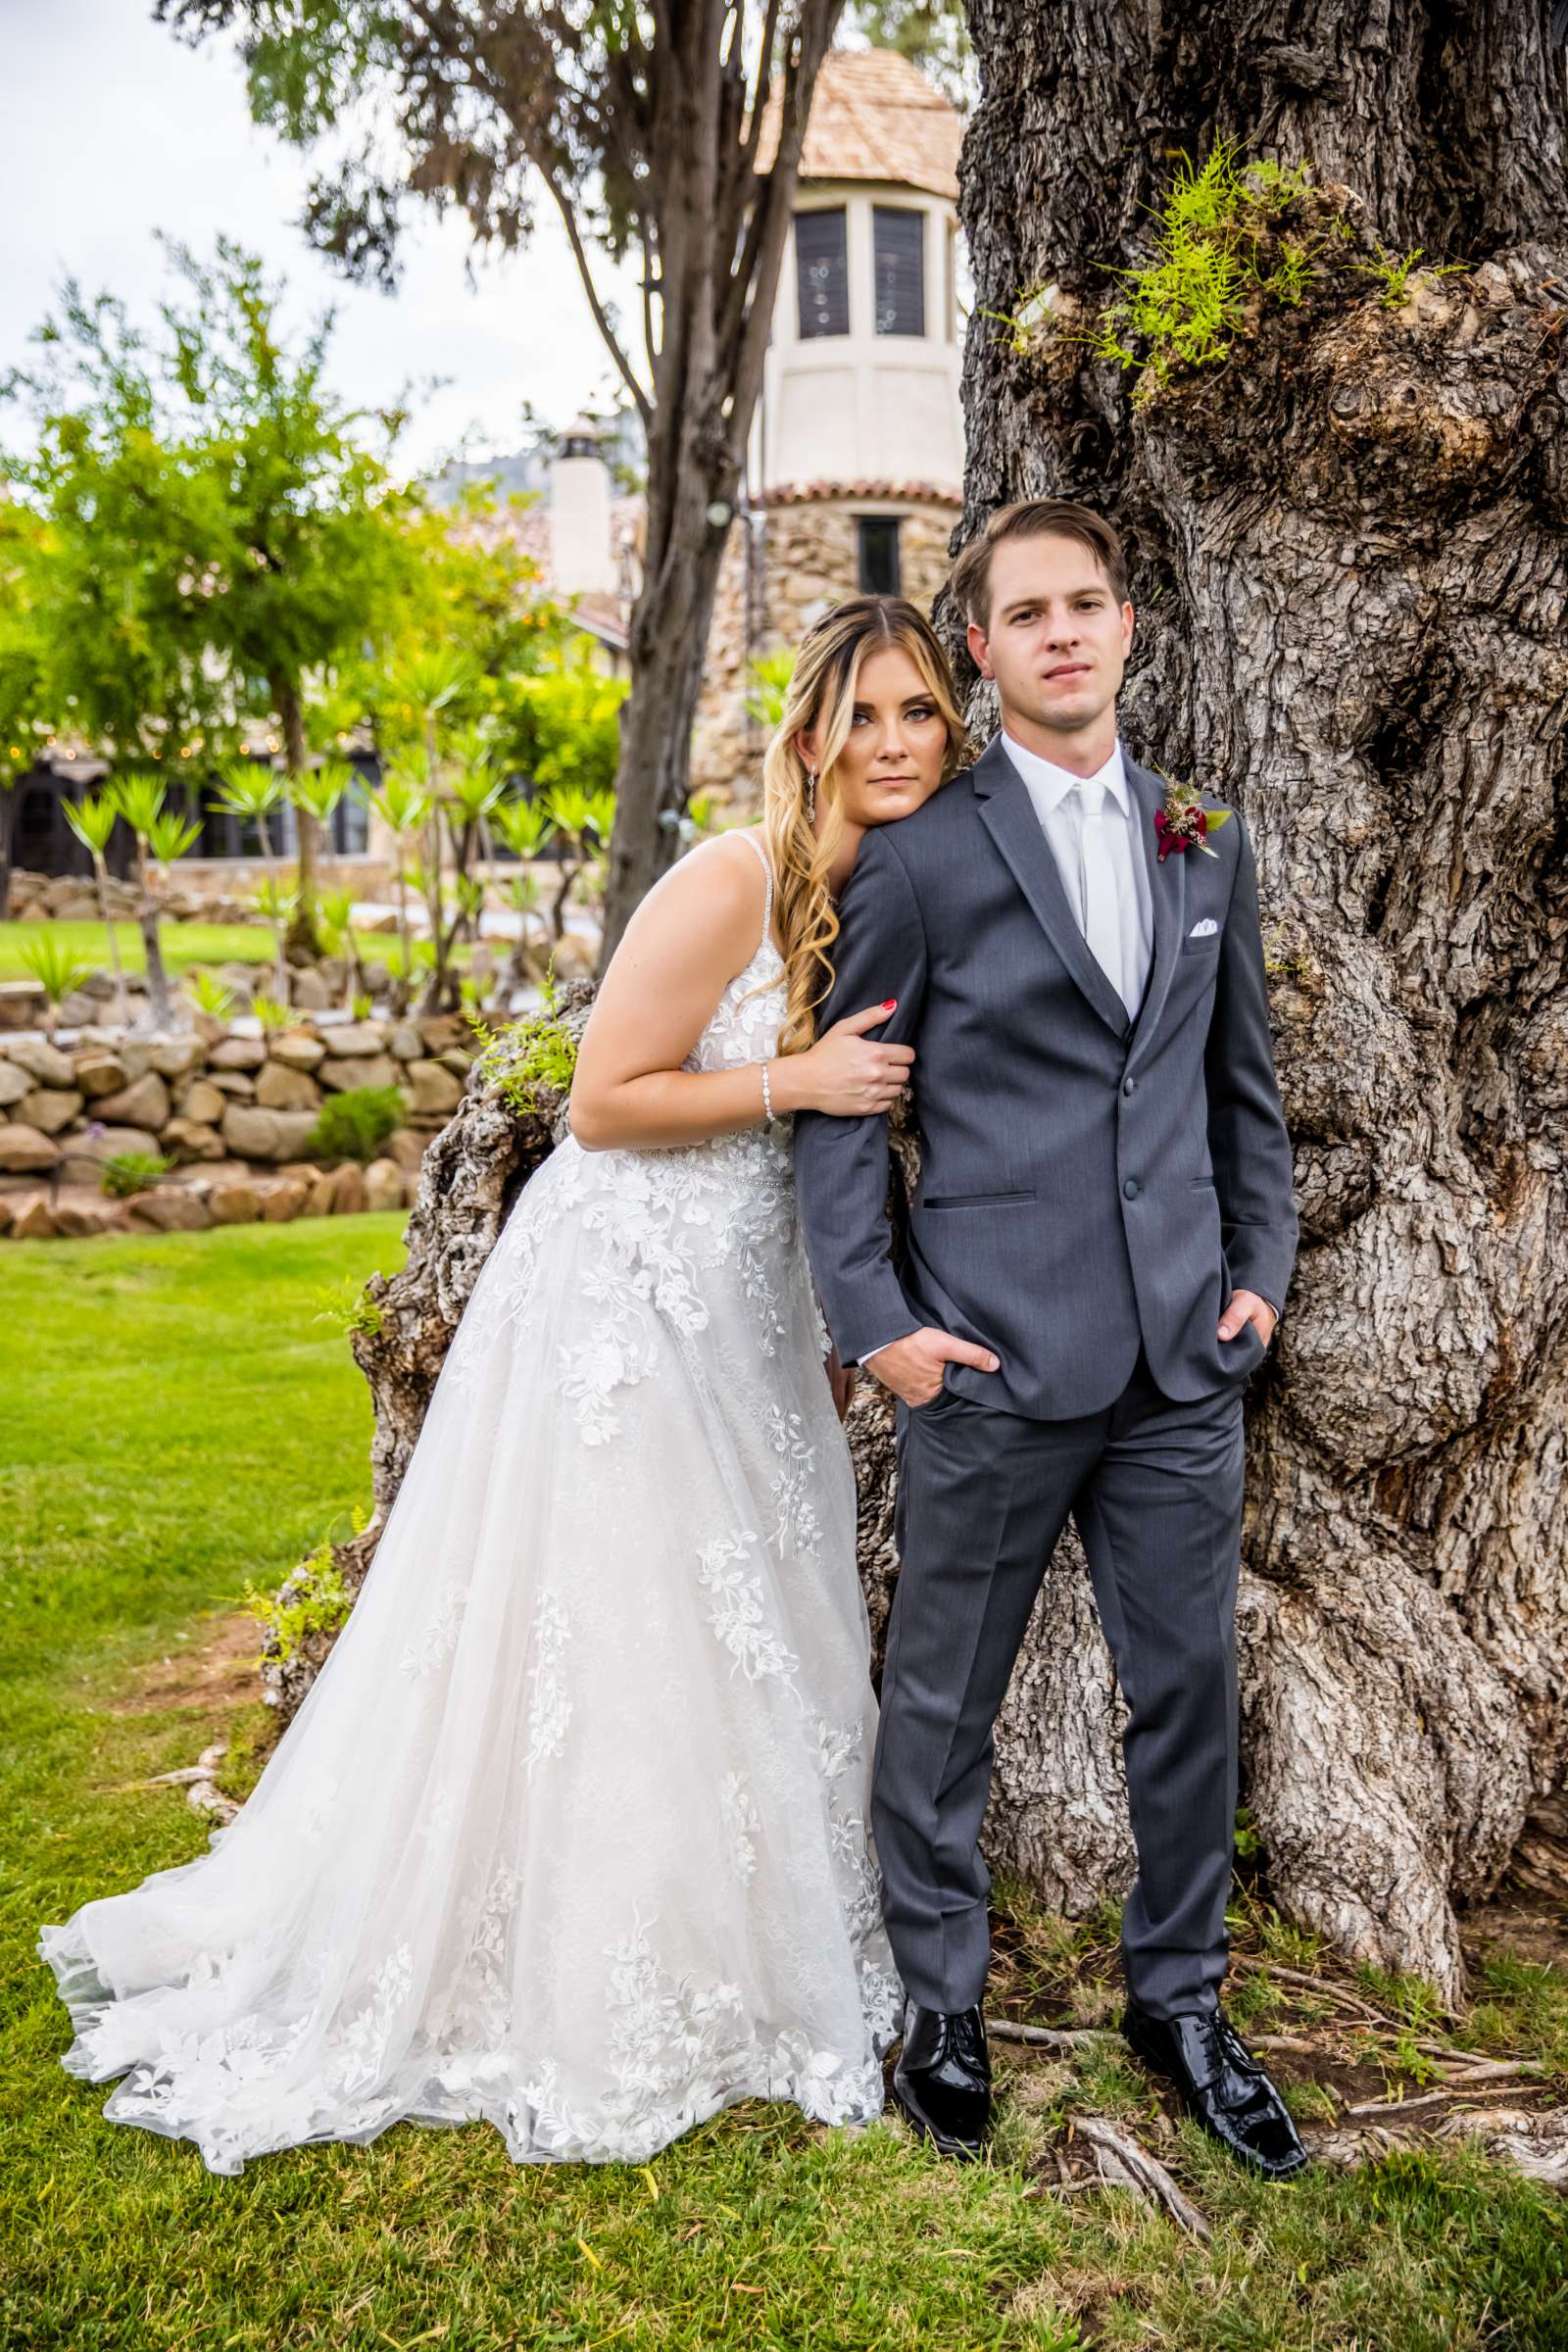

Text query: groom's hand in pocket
(862, 1327), (1001, 1408)
(1219, 1288), (1278, 1347)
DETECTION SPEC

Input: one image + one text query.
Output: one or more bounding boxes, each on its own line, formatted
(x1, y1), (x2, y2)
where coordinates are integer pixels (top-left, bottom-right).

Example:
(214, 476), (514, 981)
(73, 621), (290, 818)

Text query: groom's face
(966, 534), (1134, 741)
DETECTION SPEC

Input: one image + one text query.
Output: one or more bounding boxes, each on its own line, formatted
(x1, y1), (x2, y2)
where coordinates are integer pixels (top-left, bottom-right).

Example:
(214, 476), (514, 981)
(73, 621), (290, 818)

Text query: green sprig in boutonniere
(1152, 771), (1233, 863)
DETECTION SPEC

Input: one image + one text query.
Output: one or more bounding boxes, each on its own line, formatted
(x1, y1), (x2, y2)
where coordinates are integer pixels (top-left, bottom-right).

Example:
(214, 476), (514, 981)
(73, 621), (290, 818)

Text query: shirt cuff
(854, 1334), (910, 1368)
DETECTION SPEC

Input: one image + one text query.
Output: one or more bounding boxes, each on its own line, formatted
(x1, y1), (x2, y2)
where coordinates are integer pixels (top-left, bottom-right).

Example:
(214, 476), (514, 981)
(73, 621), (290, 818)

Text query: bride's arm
(568, 833), (911, 1152)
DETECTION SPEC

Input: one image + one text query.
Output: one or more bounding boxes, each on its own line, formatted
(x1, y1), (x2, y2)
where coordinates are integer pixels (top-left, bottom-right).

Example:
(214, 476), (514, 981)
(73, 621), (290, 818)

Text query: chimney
(550, 416), (616, 600)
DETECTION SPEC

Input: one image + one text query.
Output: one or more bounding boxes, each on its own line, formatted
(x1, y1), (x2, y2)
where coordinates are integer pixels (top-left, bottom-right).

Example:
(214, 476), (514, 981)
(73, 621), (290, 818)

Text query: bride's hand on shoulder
(789, 1001), (914, 1119)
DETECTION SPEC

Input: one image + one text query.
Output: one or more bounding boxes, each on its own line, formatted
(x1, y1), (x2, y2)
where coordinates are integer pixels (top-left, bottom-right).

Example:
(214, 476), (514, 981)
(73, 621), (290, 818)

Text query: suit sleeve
(793, 826), (928, 1367)
(1204, 811), (1299, 1323)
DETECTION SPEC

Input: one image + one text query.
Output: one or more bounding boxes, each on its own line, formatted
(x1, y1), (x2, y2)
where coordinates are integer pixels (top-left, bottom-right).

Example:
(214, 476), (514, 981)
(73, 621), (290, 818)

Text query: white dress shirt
(997, 729), (1152, 1019)
(856, 731), (1153, 1369)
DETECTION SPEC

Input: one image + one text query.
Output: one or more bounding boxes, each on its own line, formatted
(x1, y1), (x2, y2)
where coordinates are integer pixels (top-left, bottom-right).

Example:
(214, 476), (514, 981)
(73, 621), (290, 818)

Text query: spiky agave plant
(19, 928), (91, 1041)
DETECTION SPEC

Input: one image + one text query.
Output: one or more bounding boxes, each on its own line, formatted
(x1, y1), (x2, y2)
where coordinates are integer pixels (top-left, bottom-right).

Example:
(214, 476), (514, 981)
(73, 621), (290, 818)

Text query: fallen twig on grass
(1240, 1963), (1399, 2023)
(1348, 2081), (1549, 2119)
(141, 1741), (239, 1825)
(1068, 2115), (1212, 2240)
(987, 2020), (1114, 2051)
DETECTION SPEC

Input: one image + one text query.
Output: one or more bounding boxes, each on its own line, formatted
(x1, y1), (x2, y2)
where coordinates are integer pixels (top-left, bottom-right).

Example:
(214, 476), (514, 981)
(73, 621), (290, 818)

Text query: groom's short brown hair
(952, 499), (1130, 631)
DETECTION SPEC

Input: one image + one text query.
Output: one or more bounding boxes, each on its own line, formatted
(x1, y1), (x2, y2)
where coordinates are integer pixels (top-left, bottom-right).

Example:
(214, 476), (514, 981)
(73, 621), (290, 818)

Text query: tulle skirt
(39, 1124), (903, 2175)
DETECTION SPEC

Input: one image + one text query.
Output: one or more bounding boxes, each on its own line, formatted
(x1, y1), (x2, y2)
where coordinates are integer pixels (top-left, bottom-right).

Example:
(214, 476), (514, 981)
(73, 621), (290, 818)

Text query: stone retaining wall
(0, 1008), (477, 1242)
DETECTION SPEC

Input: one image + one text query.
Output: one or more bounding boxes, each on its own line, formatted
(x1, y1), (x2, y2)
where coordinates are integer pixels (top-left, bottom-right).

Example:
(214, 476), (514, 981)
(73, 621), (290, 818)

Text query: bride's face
(797, 645), (951, 831)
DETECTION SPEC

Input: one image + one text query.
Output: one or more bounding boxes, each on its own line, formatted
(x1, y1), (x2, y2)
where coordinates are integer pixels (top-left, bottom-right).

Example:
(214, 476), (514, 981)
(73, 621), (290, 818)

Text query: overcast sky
(1, 0), (641, 479)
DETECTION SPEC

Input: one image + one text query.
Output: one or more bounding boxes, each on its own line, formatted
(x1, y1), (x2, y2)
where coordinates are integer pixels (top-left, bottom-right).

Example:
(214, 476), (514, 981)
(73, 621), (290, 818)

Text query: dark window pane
(796, 209), (849, 339)
(857, 515), (902, 597)
(873, 207), (925, 336)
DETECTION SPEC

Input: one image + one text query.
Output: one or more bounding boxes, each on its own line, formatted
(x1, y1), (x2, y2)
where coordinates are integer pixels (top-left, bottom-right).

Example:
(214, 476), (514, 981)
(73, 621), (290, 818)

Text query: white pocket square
(1188, 917), (1218, 937)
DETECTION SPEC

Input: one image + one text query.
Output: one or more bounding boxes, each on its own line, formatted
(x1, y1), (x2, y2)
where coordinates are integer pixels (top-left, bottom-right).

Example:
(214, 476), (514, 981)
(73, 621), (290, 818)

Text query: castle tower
(693, 48), (966, 800)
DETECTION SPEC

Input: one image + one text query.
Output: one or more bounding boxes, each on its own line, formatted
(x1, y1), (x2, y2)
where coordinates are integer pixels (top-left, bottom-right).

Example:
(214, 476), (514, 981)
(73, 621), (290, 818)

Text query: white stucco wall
(752, 180), (963, 496)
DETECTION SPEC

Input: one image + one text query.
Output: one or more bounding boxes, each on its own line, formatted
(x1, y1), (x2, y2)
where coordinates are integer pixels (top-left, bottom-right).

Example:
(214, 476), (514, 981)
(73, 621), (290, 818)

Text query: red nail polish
(882, 999), (897, 1011)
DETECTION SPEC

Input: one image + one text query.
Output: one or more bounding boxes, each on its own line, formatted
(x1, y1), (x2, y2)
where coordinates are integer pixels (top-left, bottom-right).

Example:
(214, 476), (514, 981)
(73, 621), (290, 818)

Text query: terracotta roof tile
(760, 477), (962, 508)
(754, 48), (962, 201)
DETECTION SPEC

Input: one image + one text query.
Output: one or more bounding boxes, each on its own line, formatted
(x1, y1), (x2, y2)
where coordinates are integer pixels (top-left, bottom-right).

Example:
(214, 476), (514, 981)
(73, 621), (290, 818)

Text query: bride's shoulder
(672, 827), (771, 906)
(633, 828), (768, 955)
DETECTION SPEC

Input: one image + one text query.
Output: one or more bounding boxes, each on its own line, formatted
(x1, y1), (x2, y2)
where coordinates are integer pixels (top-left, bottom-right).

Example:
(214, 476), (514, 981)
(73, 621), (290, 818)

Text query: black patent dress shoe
(1121, 1999), (1310, 2180)
(892, 2001), (992, 2159)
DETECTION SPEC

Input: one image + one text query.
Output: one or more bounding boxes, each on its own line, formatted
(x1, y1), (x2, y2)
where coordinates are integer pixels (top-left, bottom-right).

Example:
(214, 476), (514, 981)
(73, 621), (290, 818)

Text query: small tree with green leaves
(157, 0), (851, 964)
(2, 235), (423, 958)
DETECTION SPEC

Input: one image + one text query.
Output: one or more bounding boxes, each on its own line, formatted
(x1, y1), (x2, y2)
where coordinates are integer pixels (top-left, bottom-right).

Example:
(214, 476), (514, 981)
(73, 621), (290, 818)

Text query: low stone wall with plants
(0, 1007), (476, 1240)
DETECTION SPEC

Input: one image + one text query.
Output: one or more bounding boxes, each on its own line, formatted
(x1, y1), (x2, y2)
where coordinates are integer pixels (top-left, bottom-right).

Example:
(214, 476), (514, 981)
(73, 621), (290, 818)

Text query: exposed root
(1067, 2115), (1213, 2240)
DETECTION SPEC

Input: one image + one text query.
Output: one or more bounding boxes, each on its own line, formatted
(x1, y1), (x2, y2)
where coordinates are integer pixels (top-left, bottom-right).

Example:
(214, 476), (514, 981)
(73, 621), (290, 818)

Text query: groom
(794, 499), (1307, 2180)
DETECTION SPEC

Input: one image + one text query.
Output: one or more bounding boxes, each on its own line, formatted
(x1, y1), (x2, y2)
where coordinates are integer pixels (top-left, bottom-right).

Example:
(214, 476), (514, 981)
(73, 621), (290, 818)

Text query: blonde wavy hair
(758, 595), (966, 1056)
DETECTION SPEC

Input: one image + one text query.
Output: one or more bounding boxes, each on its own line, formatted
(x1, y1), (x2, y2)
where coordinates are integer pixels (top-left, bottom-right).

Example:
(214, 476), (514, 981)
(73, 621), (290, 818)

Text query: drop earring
(805, 769), (817, 824)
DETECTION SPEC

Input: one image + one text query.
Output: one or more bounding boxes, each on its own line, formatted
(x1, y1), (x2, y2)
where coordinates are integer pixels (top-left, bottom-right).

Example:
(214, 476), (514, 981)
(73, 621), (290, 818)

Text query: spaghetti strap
(735, 826), (775, 958)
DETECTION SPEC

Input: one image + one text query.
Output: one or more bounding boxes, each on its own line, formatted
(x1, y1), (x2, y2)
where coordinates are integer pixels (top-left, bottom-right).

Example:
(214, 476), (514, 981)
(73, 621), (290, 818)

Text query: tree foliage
(155, 0), (851, 958)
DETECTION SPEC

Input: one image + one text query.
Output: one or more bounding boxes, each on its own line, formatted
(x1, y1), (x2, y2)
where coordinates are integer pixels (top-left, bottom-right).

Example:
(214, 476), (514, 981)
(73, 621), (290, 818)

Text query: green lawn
(0, 917), (474, 983)
(1, 1222), (1563, 2351)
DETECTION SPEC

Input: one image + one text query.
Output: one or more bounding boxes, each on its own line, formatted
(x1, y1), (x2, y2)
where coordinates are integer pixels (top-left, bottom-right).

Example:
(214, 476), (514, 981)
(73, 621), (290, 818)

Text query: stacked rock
(0, 1010), (477, 1241)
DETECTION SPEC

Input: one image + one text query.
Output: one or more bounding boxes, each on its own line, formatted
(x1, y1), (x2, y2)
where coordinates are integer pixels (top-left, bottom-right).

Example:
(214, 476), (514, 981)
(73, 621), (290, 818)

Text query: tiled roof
(761, 478), (962, 508)
(754, 48), (962, 202)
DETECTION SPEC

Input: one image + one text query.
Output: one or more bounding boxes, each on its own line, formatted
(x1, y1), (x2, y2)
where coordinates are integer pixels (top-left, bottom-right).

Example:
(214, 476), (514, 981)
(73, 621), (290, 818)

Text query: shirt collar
(999, 727), (1128, 816)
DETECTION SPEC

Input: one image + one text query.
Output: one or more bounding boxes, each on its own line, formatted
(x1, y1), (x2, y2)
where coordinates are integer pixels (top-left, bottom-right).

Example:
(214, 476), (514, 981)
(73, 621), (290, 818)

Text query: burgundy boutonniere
(1152, 772), (1233, 862)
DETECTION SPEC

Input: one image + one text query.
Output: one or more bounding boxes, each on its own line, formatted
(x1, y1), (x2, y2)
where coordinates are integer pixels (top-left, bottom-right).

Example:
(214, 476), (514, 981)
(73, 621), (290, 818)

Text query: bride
(39, 595), (971, 2176)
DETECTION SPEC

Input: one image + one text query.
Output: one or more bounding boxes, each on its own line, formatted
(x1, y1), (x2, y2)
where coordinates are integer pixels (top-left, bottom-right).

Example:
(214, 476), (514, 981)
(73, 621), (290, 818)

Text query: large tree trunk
(599, 482), (735, 966)
(947, 0), (1568, 2005)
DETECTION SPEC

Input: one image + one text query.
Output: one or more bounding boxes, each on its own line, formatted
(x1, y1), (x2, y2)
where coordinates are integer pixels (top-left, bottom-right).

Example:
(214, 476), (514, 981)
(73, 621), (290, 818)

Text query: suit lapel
(972, 735), (1130, 1042)
(971, 735), (1189, 1064)
(1122, 754), (1185, 1075)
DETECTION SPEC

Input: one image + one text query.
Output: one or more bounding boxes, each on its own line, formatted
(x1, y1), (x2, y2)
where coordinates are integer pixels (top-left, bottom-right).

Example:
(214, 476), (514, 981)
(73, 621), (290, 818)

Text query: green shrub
(100, 1149), (176, 1199)
(306, 1083), (406, 1165)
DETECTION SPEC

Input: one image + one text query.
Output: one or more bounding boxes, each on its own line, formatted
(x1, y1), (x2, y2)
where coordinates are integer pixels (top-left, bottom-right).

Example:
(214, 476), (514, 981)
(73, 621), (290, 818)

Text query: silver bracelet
(760, 1058), (774, 1122)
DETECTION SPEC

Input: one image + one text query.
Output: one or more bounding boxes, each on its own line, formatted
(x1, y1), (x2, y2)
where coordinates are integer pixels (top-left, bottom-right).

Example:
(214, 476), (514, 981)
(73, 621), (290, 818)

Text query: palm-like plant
(19, 930), (91, 1041)
(249, 873), (299, 1004)
(287, 759), (355, 956)
(211, 759), (287, 859)
(489, 796), (557, 996)
(61, 788), (131, 1026)
(541, 782), (615, 939)
(183, 966), (236, 1021)
(443, 723), (509, 955)
(358, 756), (433, 1013)
(316, 883), (367, 1011)
(106, 770), (186, 1033)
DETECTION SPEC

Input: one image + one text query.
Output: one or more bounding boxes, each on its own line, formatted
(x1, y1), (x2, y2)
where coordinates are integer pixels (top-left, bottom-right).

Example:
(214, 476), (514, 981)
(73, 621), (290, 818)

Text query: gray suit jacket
(793, 734), (1298, 1418)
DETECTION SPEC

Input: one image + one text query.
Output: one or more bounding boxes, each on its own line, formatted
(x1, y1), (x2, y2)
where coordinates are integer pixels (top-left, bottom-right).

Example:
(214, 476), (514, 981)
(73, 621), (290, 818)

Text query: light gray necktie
(1073, 773), (1124, 1007)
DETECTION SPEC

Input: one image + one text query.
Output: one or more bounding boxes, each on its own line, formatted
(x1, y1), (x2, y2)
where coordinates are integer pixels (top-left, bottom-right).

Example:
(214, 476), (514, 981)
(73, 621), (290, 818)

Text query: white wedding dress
(40, 830), (903, 2176)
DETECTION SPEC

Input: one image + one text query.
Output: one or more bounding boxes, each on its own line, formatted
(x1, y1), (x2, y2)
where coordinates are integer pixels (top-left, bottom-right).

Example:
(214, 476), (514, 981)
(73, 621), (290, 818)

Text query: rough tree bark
(942, 0), (1568, 2004)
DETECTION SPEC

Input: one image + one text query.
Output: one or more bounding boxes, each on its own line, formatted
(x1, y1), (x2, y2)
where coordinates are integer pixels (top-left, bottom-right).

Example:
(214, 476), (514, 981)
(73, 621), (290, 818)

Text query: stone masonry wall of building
(691, 498), (960, 808)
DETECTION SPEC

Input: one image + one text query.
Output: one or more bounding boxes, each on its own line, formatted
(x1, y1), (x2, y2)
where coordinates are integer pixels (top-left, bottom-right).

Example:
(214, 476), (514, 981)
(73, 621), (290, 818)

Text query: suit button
(1123, 1177), (1140, 1200)
(1122, 1077), (1136, 1096)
